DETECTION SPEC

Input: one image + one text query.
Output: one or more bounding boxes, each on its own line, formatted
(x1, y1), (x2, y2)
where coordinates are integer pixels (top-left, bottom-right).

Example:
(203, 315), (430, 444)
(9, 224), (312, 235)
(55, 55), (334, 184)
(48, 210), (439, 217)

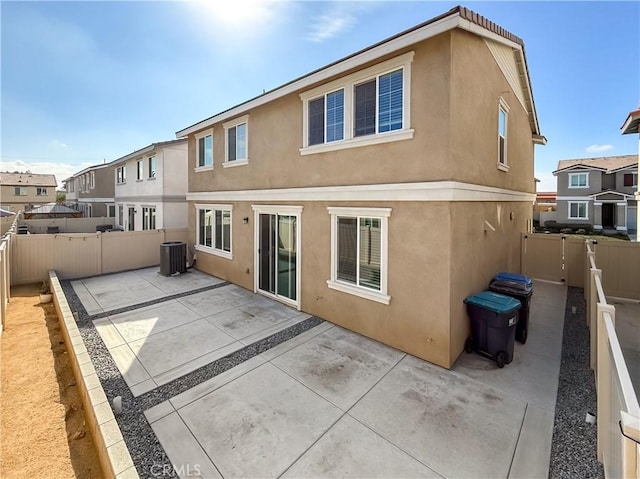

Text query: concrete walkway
(73, 271), (567, 478)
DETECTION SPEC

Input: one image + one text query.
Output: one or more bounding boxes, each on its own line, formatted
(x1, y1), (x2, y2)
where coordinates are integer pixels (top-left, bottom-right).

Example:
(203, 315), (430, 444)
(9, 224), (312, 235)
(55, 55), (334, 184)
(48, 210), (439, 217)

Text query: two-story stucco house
(553, 155), (638, 233)
(113, 140), (188, 231)
(176, 6), (544, 369)
(621, 107), (640, 239)
(63, 162), (116, 218)
(0, 172), (57, 212)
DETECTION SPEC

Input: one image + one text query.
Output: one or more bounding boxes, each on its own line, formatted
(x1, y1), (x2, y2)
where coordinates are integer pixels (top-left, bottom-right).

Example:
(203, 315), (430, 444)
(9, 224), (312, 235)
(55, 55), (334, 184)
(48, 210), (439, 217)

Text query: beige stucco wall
(189, 33), (454, 194)
(448, 201), (532, 366)
(449, 30), (535, 194)
(1, 185), (56, 211)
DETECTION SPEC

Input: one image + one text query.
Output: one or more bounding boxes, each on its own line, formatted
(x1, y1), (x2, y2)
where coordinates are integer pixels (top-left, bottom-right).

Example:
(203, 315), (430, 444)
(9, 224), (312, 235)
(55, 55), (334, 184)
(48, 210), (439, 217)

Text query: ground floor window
(327, 206), (391, 304)
(107, 204), (116, 218)
(118, 204), (124, 227)
(195, 204), (232, 258)
(142, 206), (156, 230)
(568, 201), (588, 219)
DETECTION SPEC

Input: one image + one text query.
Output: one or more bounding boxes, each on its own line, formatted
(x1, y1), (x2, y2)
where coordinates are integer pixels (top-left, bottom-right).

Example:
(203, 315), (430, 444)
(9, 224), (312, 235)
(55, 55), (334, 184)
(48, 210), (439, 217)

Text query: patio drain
(61, 278), (325, 478)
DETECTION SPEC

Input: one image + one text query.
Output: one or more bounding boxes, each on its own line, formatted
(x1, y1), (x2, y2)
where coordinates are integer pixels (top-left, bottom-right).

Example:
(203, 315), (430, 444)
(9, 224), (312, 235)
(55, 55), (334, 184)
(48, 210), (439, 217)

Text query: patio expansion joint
(60, 277), (325, 478)
(89, 281), (231, 321)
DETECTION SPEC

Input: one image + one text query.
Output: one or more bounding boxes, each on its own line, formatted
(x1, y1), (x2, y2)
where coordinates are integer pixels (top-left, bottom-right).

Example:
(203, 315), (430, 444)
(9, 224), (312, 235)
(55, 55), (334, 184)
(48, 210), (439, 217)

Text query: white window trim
(307, 87), (346, 147)
(148, 156), (157, 179)
(327, 206), (391, 305)
(497, 97), (510, 171)
(568, 201), (589, 220)
(568, 172), (589, 189)
(116, 166), (126, 185)
(300, 52), (414, 155)
(194, 203), (233, 260)
(137, 159), (144, 182)
(90, 171), (95, 189)
(195, 128), (214, 171)
(223, 115), (250, 166)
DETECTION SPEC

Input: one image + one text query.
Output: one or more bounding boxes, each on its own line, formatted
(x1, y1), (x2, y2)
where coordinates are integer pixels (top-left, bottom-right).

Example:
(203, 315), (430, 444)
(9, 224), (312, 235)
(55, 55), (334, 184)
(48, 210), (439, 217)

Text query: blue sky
(1, 1), (638, 191)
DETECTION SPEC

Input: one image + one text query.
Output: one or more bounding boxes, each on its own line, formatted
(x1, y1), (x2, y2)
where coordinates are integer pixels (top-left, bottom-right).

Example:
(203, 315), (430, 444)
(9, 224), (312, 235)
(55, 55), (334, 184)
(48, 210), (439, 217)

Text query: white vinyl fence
(585, 241), (640, 478)
(0, 216), (18, 335)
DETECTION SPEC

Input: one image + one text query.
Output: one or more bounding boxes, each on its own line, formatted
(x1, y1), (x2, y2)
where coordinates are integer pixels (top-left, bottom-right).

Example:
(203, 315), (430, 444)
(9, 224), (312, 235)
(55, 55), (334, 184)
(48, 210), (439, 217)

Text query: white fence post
(597, 302), (616, 462)
(590, 268), (602, 371)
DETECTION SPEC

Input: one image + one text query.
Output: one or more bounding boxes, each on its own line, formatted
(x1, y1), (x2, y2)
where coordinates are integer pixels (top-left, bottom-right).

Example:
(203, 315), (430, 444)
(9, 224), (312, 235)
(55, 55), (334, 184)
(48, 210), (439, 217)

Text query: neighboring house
(176, 6), (544, 369)
(113, 140), (188, 231)
(535, 192), (557, 212)
(621, 107), (640, 239)
(63, 162), (116, 218)
(0, 172), (57, 212)
(553, 155), (638, 232)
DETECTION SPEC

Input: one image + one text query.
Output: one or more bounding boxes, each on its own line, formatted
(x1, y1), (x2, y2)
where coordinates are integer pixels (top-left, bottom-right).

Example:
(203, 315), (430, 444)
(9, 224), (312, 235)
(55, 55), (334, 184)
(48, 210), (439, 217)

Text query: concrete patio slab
(176, 363), (343, 478)
(272, 326), (405, 410)
(282, 415), (442, 478)
(177, 284), (258, 317)
(351, 355), (526, 478)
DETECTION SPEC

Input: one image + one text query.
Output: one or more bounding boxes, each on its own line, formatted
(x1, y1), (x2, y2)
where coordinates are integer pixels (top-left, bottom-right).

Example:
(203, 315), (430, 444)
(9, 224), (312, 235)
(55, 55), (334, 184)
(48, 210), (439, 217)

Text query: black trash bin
(160, 241), (186, 276)
(489, 272), (533, 344)
(464, 291), (521, 368)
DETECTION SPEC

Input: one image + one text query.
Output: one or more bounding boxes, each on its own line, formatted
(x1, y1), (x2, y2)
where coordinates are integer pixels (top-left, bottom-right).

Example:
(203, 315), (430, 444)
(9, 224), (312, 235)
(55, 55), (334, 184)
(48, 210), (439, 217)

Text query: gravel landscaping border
(61, 279), (324, 478)
(549, 286), (604, 479)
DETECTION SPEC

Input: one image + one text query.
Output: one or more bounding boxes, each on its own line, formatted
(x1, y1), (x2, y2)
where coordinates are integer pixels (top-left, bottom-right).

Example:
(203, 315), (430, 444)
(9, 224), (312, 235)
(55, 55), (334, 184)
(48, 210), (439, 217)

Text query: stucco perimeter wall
(449, 29), (535, 194)
(190, 200), (454, 368)
(188, 32), (453, 193)
(448, 201), (532, 366)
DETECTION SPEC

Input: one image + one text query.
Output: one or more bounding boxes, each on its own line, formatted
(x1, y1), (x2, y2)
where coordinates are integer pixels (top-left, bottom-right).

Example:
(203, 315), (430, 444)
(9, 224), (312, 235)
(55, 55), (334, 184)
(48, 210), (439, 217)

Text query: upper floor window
(36, 187), (47, 196)
(327, 206), (391, 305)
(196, 129), (213, 170)
(116, 166), (126, 184)
(195, 204), (232, 259)
(623, 172), (638, 187)
(569, 172), (589, 188)
(224, 116), (249, 166)
(90, 171), (95, 189)
(148, 156), (156, 178)
(300, 52), (414, 155)
(309, 89), (344, 146)
(68, 181), (74, 193)
(14, 187), (26, 196)
(137, 160), (144, 181)
(497, 98), (509, 171)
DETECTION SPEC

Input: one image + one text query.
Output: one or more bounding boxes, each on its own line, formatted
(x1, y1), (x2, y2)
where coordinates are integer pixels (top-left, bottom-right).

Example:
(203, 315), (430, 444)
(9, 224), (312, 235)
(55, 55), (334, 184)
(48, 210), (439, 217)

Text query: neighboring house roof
(176, 5), (542, 140)
(63, 160), (116, 183)
(0, 172), (57, 187)
(536, 192), (557, 201)
(109, 139), (187, 167)
(552, 155), (638, 175)
(621, 108), (640, 135)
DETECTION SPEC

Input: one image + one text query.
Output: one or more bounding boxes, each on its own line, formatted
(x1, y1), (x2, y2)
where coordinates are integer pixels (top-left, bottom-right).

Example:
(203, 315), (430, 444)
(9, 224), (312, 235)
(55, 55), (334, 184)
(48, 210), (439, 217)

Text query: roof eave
(176, 7), (540, 139)
(621, 109), (640, 135)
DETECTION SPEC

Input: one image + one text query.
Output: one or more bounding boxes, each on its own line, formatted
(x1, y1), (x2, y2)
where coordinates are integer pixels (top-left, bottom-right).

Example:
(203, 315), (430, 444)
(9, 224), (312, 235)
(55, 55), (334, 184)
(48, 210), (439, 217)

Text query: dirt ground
(1, 284), (103, 479)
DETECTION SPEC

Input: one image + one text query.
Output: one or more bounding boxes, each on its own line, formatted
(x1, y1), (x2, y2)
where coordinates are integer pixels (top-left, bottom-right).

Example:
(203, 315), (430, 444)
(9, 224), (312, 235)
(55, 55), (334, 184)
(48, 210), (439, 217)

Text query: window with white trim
(569, 172), (589, 188)
(118, 204), (124, 227)
(137, 160), (143, 180)
(309, 89), (344, 146)
(142, 206), (156, 230)
(196, 129), (213, 169)
(148, 156), (156, 178)
(195, 204), (232, 258)
(498, 99), (509, 169)
(36, 187), (47, 196)
(301, 52), (414, 155)
(90, 171), (95, 189)
(107, 204), (116, 218)
(224, 116), (249, 166)
(327, 207), (390, 304)
(14, 187), (26, 196)
(568, 201), (588, 219)
(116, 166), (126, 184)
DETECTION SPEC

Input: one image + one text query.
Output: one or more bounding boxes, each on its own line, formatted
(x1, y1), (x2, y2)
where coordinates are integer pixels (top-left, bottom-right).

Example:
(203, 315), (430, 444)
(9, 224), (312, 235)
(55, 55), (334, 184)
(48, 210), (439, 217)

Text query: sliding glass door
(255, 208), (300, 305)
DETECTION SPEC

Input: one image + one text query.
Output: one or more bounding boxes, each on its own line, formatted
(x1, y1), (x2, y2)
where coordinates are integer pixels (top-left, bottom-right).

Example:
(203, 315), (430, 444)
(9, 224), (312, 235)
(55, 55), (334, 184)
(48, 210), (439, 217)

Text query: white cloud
(305, 2), (375, 43)
(585, 144), (613, 153)
(50, 139), (68, 149)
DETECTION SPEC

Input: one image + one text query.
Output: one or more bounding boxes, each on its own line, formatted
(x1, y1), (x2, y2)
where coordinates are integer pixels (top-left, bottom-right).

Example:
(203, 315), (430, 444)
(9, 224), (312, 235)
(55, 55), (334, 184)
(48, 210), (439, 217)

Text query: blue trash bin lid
(464, 291), (521, 313)
(493, 272), (532, 287)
